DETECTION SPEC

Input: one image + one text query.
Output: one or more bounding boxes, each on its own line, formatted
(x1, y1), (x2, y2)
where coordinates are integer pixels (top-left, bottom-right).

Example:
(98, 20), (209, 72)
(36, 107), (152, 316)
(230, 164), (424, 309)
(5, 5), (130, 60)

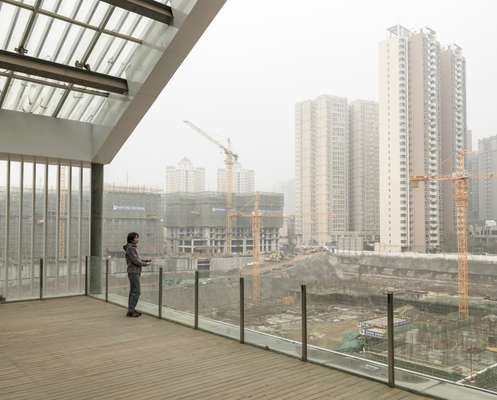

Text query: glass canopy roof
(0, 0), (171, 123)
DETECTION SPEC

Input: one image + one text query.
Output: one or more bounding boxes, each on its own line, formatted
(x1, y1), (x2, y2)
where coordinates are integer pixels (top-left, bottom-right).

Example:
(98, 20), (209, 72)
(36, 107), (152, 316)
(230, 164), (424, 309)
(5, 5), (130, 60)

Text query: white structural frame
(0, 155), (91, 299)
(0, 0), (226, 299)
(0, 0), (227, 165)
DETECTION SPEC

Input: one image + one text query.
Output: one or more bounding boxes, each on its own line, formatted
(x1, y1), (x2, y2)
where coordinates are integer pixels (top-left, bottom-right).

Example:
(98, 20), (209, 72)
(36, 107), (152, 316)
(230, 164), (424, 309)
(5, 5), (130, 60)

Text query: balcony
(4, 296), (428, 400)
(1, 257), (495, 400)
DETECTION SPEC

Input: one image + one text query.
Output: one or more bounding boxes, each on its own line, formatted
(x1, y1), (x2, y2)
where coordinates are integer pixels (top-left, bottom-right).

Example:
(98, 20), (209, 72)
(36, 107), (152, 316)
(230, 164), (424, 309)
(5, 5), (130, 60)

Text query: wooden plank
(0, 297), (431, 400)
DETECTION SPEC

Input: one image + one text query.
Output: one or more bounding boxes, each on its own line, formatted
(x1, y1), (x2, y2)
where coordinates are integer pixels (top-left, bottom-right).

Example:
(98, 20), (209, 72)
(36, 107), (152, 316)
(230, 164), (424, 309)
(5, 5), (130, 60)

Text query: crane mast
(411, 150), (469, 319)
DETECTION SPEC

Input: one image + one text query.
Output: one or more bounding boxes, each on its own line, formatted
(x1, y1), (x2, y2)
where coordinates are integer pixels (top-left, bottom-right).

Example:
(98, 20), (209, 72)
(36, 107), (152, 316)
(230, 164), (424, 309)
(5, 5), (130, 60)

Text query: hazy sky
(105, 0), (497, 190)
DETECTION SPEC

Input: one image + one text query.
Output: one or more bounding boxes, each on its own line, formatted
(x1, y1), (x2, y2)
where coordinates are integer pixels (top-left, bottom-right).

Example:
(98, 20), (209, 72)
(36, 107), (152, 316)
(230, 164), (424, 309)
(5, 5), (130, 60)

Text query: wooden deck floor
(0, 297), (432, 400)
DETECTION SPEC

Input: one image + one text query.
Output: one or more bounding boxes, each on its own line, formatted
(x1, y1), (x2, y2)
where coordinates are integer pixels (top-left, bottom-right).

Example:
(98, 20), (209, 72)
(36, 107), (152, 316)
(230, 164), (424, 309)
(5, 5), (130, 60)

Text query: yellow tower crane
(234, 192), (283, 303)
(411, 149), (476, 319)
(183, 121), (238, 256)
(412, 150), (497, 320)
(251, 192), (262, 302)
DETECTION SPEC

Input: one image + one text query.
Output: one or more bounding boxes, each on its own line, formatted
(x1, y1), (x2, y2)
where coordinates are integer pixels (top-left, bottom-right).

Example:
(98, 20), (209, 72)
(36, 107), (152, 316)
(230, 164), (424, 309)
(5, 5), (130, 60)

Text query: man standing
(123, 232), (151, 317)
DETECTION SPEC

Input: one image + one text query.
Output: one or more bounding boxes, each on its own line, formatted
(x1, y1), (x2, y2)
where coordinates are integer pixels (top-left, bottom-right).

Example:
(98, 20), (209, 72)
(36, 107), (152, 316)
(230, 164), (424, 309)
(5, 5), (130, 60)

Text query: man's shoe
(130, 311), (141, 317)
(126, 311), (133, 317)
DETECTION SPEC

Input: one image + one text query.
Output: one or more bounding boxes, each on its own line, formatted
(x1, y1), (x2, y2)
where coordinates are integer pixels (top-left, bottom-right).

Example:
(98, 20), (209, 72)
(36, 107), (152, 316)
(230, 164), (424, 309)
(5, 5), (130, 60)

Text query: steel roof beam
(0, 50), (128, 94)
(1, 0), (143, 45)
(100, 0), (173, 24)
(0, 71), (109, 98)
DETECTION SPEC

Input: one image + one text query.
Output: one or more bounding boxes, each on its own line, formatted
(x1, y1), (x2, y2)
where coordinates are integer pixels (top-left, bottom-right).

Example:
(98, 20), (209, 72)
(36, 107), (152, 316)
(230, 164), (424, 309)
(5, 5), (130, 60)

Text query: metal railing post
(84, 256), (88, 296)
(105, 258), (109, 303)
(240, 276), (245, 344)
(39, 258), (44, 300)
(158, 267), (163, 319)
(387, 292), (395, 387)
(194, 270), (199, 329)
(301, 284), (307, 361)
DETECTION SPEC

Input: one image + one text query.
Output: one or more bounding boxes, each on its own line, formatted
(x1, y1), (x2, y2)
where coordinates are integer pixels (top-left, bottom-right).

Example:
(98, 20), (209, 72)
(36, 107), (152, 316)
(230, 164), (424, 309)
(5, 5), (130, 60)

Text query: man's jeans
(128, 272), (141, 312)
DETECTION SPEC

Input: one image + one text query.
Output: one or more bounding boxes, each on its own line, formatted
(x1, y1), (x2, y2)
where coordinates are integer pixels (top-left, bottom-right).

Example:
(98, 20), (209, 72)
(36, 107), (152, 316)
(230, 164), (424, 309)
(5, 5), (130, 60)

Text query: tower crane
(411, 150), (469, 319)
(410, 149), (497, 320)
(233, 192), (283, 303)
(250, 192), (262, 302)
(183, 120), (238, 256)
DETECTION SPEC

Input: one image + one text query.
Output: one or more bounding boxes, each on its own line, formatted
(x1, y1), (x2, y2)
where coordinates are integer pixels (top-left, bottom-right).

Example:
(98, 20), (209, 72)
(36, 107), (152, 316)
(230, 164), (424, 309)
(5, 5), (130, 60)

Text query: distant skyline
(105, 0), (497, 190)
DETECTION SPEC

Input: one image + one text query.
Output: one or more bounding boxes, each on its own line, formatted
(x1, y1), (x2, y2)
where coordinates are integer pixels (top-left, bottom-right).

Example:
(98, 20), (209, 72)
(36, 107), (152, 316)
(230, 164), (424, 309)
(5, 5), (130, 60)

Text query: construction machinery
(410, 149), (497, 319)
(233, 192), (284, 303)
(251, 192), (262, 302)
(411, 150), (469, 319)
(183, 121), (238, 256)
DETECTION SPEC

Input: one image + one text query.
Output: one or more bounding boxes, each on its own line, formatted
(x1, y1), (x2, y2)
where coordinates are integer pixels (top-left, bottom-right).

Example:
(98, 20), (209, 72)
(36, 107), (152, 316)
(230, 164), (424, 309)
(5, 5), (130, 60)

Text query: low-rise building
(165, 192), (283, 256)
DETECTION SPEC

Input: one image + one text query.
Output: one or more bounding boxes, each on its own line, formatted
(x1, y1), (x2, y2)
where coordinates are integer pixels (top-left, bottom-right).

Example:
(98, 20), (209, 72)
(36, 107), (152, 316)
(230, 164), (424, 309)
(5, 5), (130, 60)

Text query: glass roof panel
(88, 2), (111, 27)
(34, 86), (65, 116)
(88, 34), (127, 77)
(56, 90), (83, 119)
(49, 0), (80, 16)
(105, 7), (129, 32)
(25, 13), (51, 57)
(2, 78), (26, 111)
(0, 4), (17, 47)
(41, 0), (64, 13)
(0, 75), (7, 94)
(1, 5), (32, 52)
(131, 14), (154, 39)
(0, 0), (180, 124)
(110, 41), (138, 78)
(66, 28), (95, 67)
(80, 95), (105, 123)
(34, 17), (68, 62)
(57, 0), (97, 24)
(65, 91), (95, 121)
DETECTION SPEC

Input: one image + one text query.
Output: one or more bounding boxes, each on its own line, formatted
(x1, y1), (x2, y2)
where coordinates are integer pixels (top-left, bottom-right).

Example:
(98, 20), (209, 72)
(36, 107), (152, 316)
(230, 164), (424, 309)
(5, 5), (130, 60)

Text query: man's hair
(127, 232), (139, 243)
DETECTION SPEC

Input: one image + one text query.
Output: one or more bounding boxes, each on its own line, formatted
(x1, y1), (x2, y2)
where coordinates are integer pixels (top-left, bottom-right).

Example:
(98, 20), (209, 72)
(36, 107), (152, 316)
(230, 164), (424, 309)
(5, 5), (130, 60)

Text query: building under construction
(165, 192), (283, 256)
(103, 185), (163, 256)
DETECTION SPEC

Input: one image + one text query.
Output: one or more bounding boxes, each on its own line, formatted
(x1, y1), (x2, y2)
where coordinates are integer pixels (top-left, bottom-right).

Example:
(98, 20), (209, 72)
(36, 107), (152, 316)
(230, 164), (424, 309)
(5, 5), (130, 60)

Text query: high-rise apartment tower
(349, 100), (380, 240)
(379, 25), (466, 252)
(165, 158), (205, 193)
(217, 162), (255, 193)
(295, 95), (349, 245)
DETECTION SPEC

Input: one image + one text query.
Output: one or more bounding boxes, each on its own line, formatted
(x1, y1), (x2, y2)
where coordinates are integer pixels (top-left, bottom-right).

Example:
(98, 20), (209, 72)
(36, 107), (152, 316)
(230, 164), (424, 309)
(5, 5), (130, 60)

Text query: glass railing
(0, 256), (87, 301)
(243, 271), (302, 358)
(306, 274), (389, 382)
(5, 253), (495, 400)
(391, 284), (497, 397)
(198, 272), (240, 339)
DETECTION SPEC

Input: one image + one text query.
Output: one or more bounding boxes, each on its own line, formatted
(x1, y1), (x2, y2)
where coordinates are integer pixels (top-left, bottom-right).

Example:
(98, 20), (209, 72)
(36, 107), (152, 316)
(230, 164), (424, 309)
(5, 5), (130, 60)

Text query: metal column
(67, 165), (72, 291)
(105, 258), (109, 302)
(30, 161), (36, 295)
(78, 164), (83, 291)
(240, 276), (245, 344)
(84, 255), (88, 296)
(387, 292), (395, 387)
(158, 267), (163, 318)
(301, 284), (308, 362)
(17, 160), (24, 297)
(43, 162), (48, 294)
(194, 270), (199, 329)
(39, 258), (43, 299)
(90, 163), (103, 294)
(55, 162), (60, 292)
(4, 159), (10, 298)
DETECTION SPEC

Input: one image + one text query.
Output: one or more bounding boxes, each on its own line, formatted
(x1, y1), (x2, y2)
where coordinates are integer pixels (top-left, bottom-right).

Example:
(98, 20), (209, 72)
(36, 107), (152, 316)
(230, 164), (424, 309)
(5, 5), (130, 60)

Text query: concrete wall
(210, 256), (251, 272)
